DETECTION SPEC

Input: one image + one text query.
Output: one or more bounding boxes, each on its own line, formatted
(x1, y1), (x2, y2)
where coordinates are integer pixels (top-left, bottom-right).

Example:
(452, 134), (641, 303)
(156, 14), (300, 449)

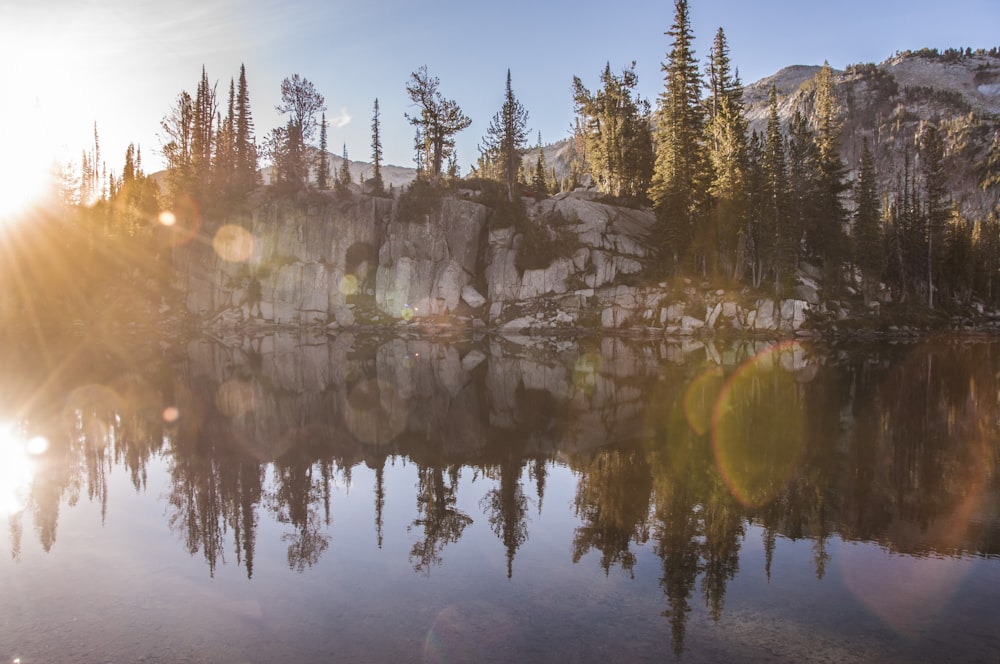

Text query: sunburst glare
(0, 425), (44, 517)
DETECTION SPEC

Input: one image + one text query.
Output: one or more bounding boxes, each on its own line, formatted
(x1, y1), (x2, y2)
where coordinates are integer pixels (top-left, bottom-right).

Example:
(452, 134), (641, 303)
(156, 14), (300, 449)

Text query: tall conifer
(235, 64), (258, 195)
(480, 69), (530, 200)
(809, 62), (849, 282)
(317, 113), (329, 189)
(650, 0), (710, 273)
(853, 138), (883, 303)
(704, 27), (749, 277)
(370, 98), (385, 194)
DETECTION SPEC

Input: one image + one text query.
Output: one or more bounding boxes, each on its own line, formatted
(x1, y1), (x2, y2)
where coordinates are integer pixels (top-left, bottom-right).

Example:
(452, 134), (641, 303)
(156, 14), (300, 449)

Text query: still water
(1, 332), (998, 663)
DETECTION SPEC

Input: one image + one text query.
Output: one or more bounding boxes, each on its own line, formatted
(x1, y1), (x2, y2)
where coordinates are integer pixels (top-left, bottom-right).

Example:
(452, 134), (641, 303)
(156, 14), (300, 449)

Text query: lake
(1, 331), (998, 663)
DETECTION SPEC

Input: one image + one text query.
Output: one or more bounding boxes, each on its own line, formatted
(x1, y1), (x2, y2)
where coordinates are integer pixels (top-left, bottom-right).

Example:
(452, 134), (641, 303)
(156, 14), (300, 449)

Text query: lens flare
(26, 436), (49, 455)
(338, 274), (359, 296)
(216, 379), (260, 418)
(212, 224), (255, 263)
(683, 365), (726, 436)
(572, 353), (602, 395)
(401, 304), (415, 321)
(161, 196), (201, 247)
(344, 379), (408, 445)
(840, 542), (972, 636)
(712, 342), (805, 507)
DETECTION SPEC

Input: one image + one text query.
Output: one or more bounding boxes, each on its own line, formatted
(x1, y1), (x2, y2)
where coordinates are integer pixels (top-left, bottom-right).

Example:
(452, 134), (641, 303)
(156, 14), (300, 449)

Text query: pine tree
(761, 85), (790, 290)
(980, 130), (1000, 190)
(317, 113), (329, 189)
(480, 69), (530, 200)
(650, 0), (710, 273)
(213, 78), (237, 196)
(192, 66), (217, 197)
(786, 110), (816, 270)
(532, 132), (549, 196)
(704, 27), (749, 278)
(235, 64), (259, 195)
(943, 203), (973, 300)
(853, 138), (883, 304)
(572, 62), (654, 199)
(920, 122), (948, 308)
(405, 65), (471, 182)
(370, 98), (385, 195)
(160, 91), (195, 199)
(808, 62), (849, 284)
(336, 143), (352, 194)
(269, 74), (326, 190)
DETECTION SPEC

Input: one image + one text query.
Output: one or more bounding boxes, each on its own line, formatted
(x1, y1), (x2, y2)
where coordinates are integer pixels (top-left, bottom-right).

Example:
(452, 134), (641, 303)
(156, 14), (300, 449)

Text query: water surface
(1, 333), (998, 663)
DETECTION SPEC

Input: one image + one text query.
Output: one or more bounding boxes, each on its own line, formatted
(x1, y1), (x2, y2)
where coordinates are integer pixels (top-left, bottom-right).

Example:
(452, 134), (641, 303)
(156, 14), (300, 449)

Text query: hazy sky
(2, 0), (999, 177)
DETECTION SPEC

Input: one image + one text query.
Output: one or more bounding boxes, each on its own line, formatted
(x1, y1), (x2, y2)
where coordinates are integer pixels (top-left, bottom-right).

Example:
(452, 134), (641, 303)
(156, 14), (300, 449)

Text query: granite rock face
(178, 189), (814, 336)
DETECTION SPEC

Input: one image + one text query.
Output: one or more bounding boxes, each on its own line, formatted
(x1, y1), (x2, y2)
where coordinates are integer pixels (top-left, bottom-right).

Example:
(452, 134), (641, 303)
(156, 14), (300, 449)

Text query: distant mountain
(743, 50), (1000, 218)
(260, 151), (418, 191)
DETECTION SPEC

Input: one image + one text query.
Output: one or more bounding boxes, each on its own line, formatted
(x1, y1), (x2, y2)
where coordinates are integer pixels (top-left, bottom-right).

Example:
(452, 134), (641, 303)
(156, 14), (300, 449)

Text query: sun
(0, 106), (58, 223)
(0, 426), (42, 517)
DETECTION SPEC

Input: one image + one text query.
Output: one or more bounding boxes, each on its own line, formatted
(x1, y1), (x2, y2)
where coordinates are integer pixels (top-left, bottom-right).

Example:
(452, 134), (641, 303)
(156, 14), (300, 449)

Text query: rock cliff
(177, 189), (819, 337)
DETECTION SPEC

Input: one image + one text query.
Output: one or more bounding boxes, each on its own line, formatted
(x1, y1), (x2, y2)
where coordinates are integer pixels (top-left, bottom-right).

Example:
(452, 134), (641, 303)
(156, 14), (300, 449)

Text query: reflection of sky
(4, 457), (998, 662)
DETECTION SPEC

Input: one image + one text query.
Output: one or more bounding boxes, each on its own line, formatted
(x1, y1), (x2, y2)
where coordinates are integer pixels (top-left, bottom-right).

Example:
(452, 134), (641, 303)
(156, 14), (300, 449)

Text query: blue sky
(2, 0), (999, 178)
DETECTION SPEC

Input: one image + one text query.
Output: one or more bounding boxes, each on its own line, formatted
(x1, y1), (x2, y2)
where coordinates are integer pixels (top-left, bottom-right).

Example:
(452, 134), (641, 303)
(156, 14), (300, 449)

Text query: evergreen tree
(974, 211), (1000, 303)
(920, 122), (948, 308)
(370, 98), (385, 195)
(532, 132), (549, 196)
(650, 0), (710, 273)
(192, 66), (217, 197)
(808, 62), (849, 283)
(786, 110), (816, 270)
(760, 85), (790, 291)
(704, 27), (749, 278)
(480, 69), (530, 200)
(853, 138), (883, 304)
(943, 203), (973, 300)
(317, 113), (329, 189)
(738, 130), (764, 282)
(212, 78), (237, 196)
(336, 143), (352, 194)
(235, 64), (259, 196)
(980, 130), (1000, 190)
(270, 74), (326, 190)
(161, 91), (195, 199)
(405, 65), (471, 182)
(572, 62), (654, 199)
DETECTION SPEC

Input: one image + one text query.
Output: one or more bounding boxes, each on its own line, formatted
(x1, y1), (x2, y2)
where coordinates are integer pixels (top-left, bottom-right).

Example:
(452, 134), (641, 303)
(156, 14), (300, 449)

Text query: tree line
(59, 0), (1000, 312)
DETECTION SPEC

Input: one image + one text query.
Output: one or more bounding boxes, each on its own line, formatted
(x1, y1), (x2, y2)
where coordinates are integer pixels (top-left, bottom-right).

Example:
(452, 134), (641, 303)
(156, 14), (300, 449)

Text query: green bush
(396, 178), (445, 223)
(516, 211), (579, 272)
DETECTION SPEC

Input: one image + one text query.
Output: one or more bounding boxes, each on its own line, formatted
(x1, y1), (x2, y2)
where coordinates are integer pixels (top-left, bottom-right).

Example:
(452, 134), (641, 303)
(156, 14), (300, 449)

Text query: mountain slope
(743, 51), (1000, 218)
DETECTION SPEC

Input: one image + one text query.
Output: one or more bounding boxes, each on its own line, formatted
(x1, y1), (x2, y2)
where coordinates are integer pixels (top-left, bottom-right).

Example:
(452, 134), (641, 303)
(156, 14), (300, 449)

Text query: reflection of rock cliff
(176, 190), (814, 335)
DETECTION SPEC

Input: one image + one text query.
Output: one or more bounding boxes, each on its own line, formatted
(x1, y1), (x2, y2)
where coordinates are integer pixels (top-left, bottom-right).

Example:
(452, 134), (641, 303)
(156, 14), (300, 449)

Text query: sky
(2, 0), (999, 182)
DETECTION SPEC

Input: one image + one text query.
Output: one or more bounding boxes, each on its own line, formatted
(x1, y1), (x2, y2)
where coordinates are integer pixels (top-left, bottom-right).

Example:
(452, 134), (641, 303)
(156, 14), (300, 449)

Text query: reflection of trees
(269, 452), (336, 572)
(166, 440), (265, 577)
(166, 376), (264, 577)
(11, 371), (167, 558)
(844, 341), (1000, 553)
(481, 458), (530, 578)
(572, 449), (651, 578)
(8, 333), (1000, 634)
(409, 465), (472, 574)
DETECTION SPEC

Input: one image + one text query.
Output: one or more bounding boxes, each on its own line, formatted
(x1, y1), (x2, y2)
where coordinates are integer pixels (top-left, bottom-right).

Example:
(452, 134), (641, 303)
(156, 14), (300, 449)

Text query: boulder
(461, 285), (486, 309)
